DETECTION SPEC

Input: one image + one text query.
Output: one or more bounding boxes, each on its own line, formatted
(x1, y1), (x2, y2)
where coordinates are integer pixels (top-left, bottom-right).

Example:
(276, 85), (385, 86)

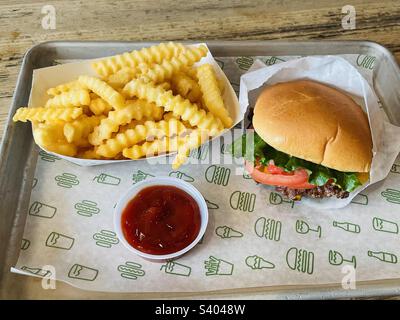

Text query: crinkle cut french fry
(78, 148), (103, 160)
(122, 136), (182, 160)
(172, 129), (210, 169)
(97, 118), (187, 158)
(32, 122), (77, 157)
(92, 42), (185, 77)
(78, 75), (125, 109)
(63, 115), (105, 145)
(89, 97), (112, 115)
(13, 107), (82, 122)
(171, 72), (202, 103)
(106, 67), (141, 89)
(123, 79), (223, 135)
(197, 64), (232, 128)
(139, 45), (208, 84)
(88, 99), (163, 145)
(45, 89), (90, 108)
(46, 80), (81, 96)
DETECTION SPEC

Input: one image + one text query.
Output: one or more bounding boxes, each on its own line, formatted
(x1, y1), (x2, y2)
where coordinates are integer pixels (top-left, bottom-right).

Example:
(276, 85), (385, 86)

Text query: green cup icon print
(205, 165), (231, 186)
(68, 264), (98, 281)
(367, 250), (397, 264)
(254, 217), (281, 241)
(381, 188), (400, 204)
(372, 217), (399, 234)
(118, 262), (145, 280)
(264, 56), (285, 66)
(286, 247), (315, 275)
(296, 220), (322, 238)
(29, 201), (56, 219)
(55, 173), (79, 188)
(329, 250), (357, 268)
(46, 232), (75, 250)
(390, 164), (400, 174)
(230, 190), (256, 212)
(21, 266), (52, 277)
(204, 256), (234, 276)
(161, 261), (191, 277)
(132, 170), (154, 184)
(93, 173), (121, 185)
(245, 255), (275, 270)
(93, 230), (119, 248)
(333, 221), (361, 233)
(269, 192), (294, 208)
(74, 200), (100, 217)
(215, 226), (243, 239)
(39, 150), (60, 162)
(20, 239), (30, 250)
(236, 56), (254, 70)
(169, 171), (194, 182)
(351, 193), (369, 205)
(190, 144), (209, 160)
(206, 199), (219, 210)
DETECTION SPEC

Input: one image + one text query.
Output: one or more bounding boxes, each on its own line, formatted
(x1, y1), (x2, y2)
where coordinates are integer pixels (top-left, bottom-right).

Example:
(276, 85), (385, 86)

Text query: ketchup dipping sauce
(121, 185), (202, 256)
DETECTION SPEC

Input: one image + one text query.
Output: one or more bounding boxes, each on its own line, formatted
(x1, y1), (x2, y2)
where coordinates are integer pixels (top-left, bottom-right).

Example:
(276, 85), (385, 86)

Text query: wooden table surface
(1, 0), (399, 300)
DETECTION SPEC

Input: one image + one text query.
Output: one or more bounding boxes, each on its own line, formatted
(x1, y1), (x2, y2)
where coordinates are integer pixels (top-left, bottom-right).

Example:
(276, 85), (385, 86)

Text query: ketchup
(121, 185), (201, 255)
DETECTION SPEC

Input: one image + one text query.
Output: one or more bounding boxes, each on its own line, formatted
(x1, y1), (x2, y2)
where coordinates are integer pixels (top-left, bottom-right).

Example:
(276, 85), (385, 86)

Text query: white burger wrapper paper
(28, 43), (242, 166)
(240, 55), (400, 209)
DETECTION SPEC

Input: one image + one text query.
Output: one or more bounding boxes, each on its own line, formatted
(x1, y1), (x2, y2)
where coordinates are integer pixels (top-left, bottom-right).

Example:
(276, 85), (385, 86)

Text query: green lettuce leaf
(229, 132), (362, 192)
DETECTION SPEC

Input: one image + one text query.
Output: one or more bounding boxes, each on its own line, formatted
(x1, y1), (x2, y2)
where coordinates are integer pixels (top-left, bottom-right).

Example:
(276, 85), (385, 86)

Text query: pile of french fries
(13, 42), (233, 169)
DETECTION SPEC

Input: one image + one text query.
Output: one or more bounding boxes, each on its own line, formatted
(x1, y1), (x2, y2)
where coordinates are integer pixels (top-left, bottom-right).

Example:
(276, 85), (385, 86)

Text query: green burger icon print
(205, 165), (231, 186)
(229, 190), (256, 212)
(236, 56), (254, 70)
(381, 188), (400, 204)
(39, 150), (60, 162)
(286, 247), (315, 275)
(254, 217), (281, 241)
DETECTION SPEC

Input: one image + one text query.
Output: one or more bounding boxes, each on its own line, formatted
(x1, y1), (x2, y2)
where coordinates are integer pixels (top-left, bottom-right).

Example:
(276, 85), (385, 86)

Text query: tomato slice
(245, 161), (315, 189)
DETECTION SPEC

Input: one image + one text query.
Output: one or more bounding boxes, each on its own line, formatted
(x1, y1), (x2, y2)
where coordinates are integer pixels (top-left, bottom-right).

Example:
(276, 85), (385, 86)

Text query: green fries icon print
(68, 264), (98, 281)
(160, 261), (191, 277)
(264, 56), (286, 66)
(329, 250), (357, 268)
(296, 220), (322, 238)
(254, 217), (281, 241)
(204, 256), (234, 276)
(118, 262), (145, 280)
(205, 165), (231, 186)
(55, 173), (79, 188)
(93, 230), (119, 248)
(74, 200), (100, 217)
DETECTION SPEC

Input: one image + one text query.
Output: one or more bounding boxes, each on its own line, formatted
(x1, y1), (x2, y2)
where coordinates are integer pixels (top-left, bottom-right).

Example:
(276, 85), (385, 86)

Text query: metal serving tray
(1, 41), (400, 299)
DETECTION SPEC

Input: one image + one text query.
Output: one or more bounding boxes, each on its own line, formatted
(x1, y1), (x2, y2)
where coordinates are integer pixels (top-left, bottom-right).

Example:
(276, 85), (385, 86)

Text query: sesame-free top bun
(253, 80), (372, 172)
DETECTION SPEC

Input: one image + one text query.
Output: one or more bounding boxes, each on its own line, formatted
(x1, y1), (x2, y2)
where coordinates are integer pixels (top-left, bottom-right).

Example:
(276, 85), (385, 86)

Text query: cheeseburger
(231, 80), (372, 200)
